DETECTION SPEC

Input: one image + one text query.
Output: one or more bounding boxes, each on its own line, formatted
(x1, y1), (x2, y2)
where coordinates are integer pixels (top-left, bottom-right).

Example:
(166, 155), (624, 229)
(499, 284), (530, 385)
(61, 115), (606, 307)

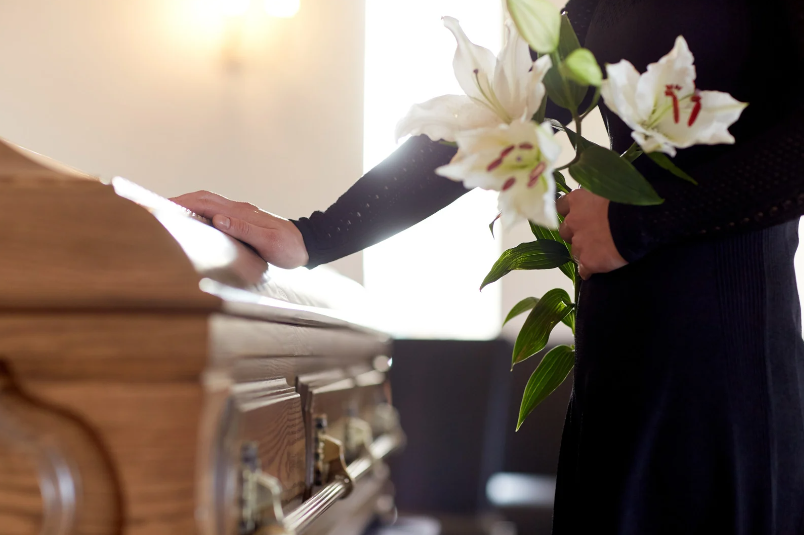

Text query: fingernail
(216, 215), (230, 229)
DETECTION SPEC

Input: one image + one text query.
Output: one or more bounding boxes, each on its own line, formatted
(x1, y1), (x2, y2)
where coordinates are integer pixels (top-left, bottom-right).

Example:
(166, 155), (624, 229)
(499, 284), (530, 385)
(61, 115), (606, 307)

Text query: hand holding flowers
(396, 0), (747, 429)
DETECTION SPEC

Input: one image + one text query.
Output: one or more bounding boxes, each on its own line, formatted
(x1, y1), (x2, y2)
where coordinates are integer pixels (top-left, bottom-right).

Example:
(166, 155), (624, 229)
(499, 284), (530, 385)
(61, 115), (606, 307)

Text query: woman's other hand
(556, 189), (627, 280)
(170, 191), (309, 269)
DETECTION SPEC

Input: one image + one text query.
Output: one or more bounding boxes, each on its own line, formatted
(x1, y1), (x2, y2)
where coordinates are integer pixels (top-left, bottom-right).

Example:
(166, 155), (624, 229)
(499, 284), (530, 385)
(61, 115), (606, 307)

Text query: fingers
(171, 191), (269, 226)
(578, 263), (591, 280)
(559, 218), (573, 243)
(171, 191), (232, 220)
(212, 214), (276, 257)
(212, 213), (252, 240)
(556, 194), (570, 217)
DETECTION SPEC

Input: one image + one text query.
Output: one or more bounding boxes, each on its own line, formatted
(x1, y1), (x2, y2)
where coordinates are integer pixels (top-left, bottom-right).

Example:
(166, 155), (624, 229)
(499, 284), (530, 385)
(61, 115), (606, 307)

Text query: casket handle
(282, 430), (404, 534)
(241, 428), (405, 535)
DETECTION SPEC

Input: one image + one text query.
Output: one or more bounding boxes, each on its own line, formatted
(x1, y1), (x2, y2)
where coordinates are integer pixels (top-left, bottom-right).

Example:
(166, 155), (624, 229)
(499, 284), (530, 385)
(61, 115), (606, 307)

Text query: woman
(173, 0), (804, 532)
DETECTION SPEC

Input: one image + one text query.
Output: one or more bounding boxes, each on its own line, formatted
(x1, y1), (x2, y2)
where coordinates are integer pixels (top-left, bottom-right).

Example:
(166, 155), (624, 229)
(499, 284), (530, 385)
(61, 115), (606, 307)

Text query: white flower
(600, 36), (747, 156)
(395, 17), (552, 143)
(436, 117), (562, 228)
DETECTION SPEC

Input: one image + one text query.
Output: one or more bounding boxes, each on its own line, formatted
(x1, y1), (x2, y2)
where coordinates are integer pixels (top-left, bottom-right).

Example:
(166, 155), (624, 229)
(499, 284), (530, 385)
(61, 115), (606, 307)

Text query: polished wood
(0, 363), (122, 535)
(0, 139), (397, 535)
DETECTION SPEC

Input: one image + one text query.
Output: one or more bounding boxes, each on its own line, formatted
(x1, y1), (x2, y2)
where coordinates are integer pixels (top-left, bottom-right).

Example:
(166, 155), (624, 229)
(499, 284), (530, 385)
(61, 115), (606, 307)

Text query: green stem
(572, 266), (579, 336)
(579, 86), (601, 121)
(555, 111), (583, 173)
(621, 142), (643, 163)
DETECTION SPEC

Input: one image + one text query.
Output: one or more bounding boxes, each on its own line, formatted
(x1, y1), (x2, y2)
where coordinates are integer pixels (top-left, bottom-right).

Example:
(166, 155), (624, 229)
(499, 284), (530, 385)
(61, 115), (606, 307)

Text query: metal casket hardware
(240, 442), (293, 535)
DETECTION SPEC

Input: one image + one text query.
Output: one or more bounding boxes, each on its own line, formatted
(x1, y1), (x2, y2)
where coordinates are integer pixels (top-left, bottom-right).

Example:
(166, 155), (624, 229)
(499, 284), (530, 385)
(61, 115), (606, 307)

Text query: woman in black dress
(173, 0), (804, 532)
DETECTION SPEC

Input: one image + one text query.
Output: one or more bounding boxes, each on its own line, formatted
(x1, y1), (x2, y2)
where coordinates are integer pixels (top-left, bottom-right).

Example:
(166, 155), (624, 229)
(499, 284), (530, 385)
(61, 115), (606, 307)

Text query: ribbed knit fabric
(291, 1), (804, 532)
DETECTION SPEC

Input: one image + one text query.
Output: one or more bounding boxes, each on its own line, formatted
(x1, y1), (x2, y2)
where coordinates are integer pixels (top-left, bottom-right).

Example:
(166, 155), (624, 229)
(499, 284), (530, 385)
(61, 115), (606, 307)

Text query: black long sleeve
(292, 136), (464, 268)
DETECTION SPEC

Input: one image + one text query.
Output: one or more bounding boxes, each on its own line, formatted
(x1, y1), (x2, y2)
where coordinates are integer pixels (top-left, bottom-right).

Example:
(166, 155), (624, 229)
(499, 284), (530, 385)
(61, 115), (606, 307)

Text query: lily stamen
(665, 84), (682, 124)
(487, 145), (516, 171)
(528, 162), (546, 188)
(472, 69), (512, 123)
(688, 92), (702, 126)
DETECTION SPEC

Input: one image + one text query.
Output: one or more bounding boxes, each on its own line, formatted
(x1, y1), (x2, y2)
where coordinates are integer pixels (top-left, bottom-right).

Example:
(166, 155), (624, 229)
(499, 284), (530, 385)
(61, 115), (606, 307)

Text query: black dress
(292, 0), (804, 532)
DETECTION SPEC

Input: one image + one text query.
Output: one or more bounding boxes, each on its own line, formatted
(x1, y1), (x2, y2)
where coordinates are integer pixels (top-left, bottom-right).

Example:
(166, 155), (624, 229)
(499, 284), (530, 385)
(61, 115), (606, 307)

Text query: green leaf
(529, 221), (562, 243)
(543, 16), (588, 110)
(528, 221), (575, 283)
(489, 213), (501, 237)
(621, 143), (643, 163)
(647, 152), (698, 185)
(504, 297), (575, 330)
(503, 297), (539, 327)
(548, 120), (595, 152)
(553, 169), (570, 194)
(561, 48), (602, 87)
(512, 289), (572, 367)
(569, 144), (664, 205)
(481, 240), (572, 290)
(562, 307), (576, 332)
(517, 345), (575, 430)
(506, 0), (561, 54)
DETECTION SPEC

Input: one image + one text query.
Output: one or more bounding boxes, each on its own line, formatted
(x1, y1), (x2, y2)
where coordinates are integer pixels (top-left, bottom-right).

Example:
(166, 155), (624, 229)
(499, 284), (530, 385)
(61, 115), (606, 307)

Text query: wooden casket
(0, 139), (402, 535)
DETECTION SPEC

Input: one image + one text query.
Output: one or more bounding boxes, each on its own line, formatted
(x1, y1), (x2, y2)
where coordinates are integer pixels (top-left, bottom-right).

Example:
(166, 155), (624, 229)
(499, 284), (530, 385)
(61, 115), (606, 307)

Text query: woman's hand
(556, 189), (627, 280)
(170, 191), (309, 269)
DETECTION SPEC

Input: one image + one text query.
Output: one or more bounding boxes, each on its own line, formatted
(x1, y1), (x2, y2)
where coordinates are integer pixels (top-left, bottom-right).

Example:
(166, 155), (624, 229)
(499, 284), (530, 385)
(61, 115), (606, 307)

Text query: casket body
(0, 140), (400, 535)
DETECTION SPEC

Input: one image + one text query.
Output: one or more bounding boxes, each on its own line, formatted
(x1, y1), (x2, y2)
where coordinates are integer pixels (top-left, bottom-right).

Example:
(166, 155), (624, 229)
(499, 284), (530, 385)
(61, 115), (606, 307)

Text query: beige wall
(0, 0), (604, 342)
(0, 0), (365, 278)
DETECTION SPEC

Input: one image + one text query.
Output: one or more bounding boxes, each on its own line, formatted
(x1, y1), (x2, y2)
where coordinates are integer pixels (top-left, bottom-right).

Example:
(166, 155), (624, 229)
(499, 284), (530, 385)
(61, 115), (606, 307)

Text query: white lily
(436, 117), (562, 229)
(601, 36), (747, 156)
(395, 17), (552, 143)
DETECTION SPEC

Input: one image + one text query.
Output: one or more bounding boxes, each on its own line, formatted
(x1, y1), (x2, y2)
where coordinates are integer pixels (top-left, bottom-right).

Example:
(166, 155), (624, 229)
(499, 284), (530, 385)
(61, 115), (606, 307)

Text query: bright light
(264, 0), (300, 18)
(210, 0), (251, 17)
(363, 0), (503, 340)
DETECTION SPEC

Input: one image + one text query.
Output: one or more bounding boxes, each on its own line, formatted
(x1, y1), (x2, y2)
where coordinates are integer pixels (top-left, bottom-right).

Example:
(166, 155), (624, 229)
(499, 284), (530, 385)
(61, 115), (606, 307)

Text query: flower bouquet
(396, 0), (747, 429)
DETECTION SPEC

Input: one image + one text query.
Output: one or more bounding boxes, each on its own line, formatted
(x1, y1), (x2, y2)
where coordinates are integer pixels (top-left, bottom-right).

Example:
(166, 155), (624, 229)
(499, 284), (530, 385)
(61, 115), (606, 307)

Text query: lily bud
(507, 0), (561, 54)
(561, 48), (602, 87)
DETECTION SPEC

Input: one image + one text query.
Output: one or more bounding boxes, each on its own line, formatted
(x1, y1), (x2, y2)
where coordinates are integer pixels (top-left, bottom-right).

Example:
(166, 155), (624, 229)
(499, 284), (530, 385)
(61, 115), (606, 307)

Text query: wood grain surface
(0, 176), (219, 311)
(0, 363), (122, 535)
(0, 141), (394, 535)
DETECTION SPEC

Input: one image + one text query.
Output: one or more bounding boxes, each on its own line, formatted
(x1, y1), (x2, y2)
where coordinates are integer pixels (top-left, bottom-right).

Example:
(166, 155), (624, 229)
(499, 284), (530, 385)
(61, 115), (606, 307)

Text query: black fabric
(551, 1), (804, 534)
(292, 136), (462, 268)
(292, 0), (804, 533)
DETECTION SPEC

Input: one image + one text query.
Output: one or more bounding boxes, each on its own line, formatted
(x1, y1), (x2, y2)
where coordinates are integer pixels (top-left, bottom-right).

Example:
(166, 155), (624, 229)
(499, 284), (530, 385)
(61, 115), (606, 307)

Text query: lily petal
(657, 90), (747, 148)
(524, 55), (553, 120)
(690, 90), (747, 144)
(635, 36), (696, 122)
(494, 21), (533, 117)
(601, 60), (642, 130)
(437, 117), (561, 229)
(395, 94), (499, 142)
(535, 120), (562, 162)
(499, 168), (557, 228)
(631, 129), (676, 156)
(443, 17), (498, 107)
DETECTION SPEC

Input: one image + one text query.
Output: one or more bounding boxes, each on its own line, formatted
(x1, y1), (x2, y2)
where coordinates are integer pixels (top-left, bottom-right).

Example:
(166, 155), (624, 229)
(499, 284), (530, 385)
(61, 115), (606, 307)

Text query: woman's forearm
(292, 135), (467, 268)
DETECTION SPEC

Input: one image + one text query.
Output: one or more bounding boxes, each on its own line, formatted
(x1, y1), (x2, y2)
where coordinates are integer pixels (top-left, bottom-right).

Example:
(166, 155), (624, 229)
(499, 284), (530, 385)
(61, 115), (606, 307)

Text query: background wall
(0, 0), (366, 279)
(4, 1), (797, 343)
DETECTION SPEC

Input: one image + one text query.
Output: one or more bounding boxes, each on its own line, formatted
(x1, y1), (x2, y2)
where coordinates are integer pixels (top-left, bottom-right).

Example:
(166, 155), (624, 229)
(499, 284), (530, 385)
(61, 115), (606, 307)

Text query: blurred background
(2, 1), (803, 533)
